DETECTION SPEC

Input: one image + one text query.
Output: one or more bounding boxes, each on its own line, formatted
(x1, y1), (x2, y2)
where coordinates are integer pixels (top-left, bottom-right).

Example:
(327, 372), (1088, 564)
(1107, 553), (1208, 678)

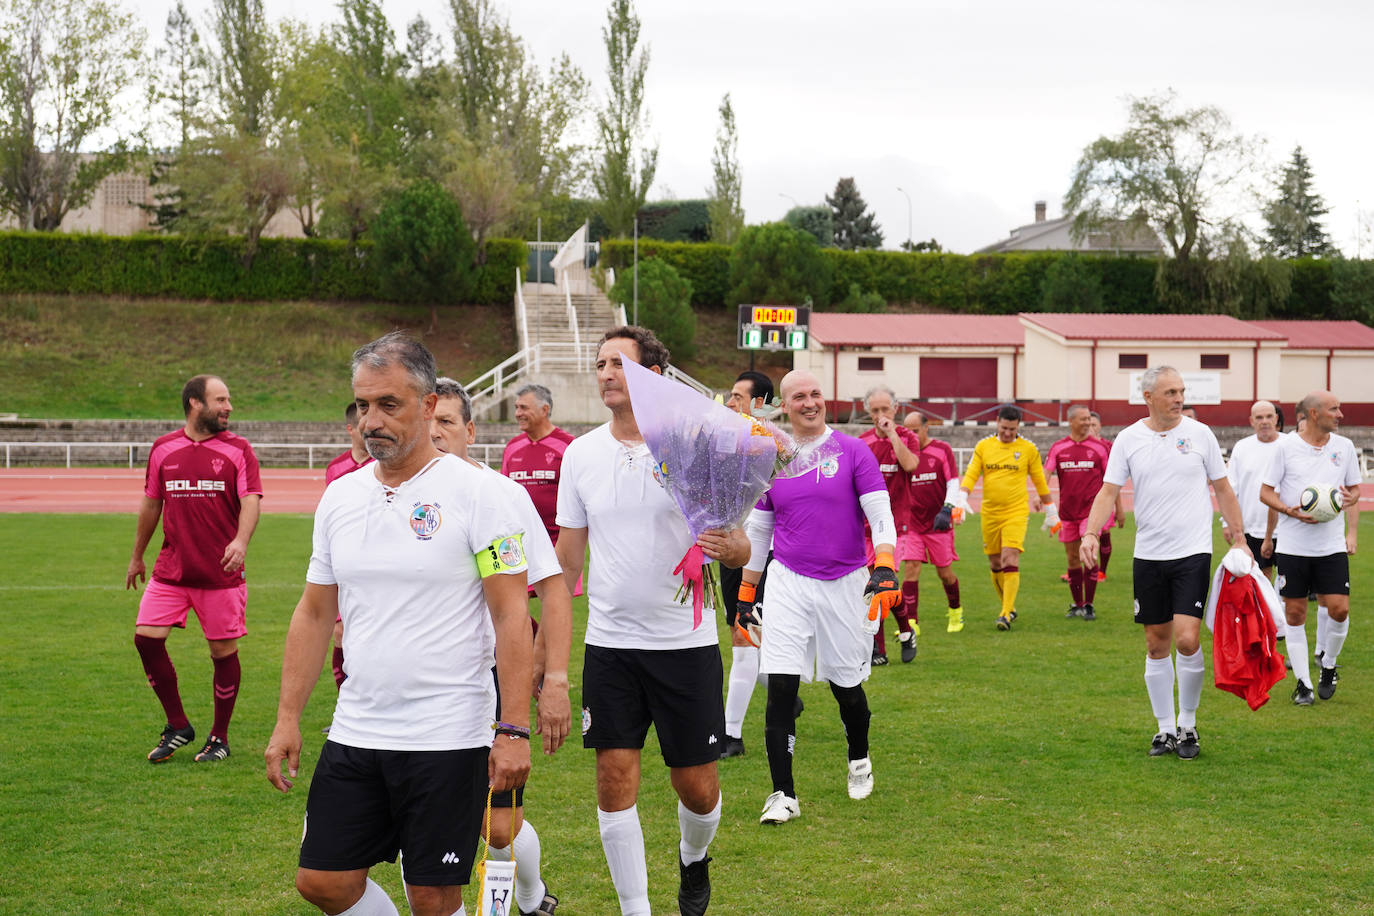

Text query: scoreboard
(737, 304), (810, 351)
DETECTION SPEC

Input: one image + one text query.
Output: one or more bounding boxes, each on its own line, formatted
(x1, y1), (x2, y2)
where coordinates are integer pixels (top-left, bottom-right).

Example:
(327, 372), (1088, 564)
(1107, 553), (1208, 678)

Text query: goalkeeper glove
(735, 581), (762, 647)
(1042, 503), (1061, 535)
(862, 553), (901, 634)
(933, 504), (954, 532)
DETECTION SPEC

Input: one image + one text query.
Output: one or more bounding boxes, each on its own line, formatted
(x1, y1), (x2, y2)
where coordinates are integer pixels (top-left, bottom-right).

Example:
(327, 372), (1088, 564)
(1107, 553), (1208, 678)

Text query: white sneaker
(847, 757), (874, 800)
(759, 790), (800, 824)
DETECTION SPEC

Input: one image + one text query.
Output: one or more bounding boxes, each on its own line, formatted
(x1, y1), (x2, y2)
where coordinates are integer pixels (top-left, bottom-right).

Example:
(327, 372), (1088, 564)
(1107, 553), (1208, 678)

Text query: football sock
(1315, 605), (1331, 657)
(598, 805), (650, 916)
(1175, 648), (1204, 729)
(1324, 615), (1349, 666)
(337, 878), (400, 916)
(1099, 531), (1113, 573)
(1067, 567), (1084, 606)
(943, 579), (961, 608)
(899, 581), (918, 634)
(990, 568), (1004, 600)
(872, 629), (887, 656)
(725, 646), (759, 738)
(829, 682), (871, 761)
(211, 652), (241, 743)
(509, 821), (545, 915)
(678, 792), (721, 865)
(1083, 565), (1099, 605)
(134, 634), (189, 730)
(332, 646), (346, 688)
(764, 674), (801, 797)
(999, 566), (1020, 617)
(1287, 623), (1312, 687)
(1144, 654), (1176, 733)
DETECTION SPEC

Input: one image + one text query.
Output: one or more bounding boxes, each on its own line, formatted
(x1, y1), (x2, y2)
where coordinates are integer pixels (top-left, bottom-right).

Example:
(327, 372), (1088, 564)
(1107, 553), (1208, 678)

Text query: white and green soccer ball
(1298, 483), (1342, 523)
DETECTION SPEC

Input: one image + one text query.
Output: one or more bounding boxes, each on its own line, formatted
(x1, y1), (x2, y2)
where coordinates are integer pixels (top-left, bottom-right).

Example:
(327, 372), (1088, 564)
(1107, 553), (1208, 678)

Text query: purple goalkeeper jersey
(757, 430), (887, 581)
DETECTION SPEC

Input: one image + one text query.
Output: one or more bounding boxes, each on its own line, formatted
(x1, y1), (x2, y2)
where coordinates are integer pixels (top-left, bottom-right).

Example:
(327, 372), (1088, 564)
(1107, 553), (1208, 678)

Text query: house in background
(977, 201), (1162, 255)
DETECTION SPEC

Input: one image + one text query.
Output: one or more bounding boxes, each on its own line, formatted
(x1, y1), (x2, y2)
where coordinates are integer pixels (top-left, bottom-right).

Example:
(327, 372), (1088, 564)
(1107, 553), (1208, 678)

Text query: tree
(609, 258), (695, 359)
(210, 0), (277, 138)
(592, 0), (656, 237)
(1263, 145), (1334, 259)
(783, 205), (833, 247)
(0, 0), (145, 230)
(901, 238), (941, 253)
(1329, 257), (1374, 322)
(706, 93), (742, 244)
(728, 222), (832, 308)
(370, 179), (475, 327)
(827, 177), (882, 250)
(152, 0), (211, 152)
(1065, 90), (1258, 263)
(1040, 254), (1103, 312)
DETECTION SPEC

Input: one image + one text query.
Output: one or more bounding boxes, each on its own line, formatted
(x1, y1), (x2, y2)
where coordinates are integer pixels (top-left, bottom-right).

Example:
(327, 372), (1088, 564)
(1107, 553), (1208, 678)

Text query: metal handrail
(564, 284), (582, 372)
(0, 440), (511, 469)
(514, 267), (530, 354)
(664, 365), (713, 397)
(465, 347), (538, 418)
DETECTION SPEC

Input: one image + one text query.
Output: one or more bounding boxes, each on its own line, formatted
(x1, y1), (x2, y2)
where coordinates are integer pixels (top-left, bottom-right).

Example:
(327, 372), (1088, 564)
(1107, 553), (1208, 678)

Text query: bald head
(1297, 390), (1343, 438)
(1248, 399), (1278, 442)
(779, 370), (827, 437)
(779, 370), (820, 400)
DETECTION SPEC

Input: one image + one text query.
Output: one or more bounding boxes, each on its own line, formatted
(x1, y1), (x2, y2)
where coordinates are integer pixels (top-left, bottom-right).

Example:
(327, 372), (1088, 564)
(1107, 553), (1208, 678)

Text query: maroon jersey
(324, 449), (372, 485)
(858, 426), (920, 533)
(907, 438), (959, 533)
(501, 427), (575, 543)
(1045, 435), (1112, 521)
(144, 430), (263, 589)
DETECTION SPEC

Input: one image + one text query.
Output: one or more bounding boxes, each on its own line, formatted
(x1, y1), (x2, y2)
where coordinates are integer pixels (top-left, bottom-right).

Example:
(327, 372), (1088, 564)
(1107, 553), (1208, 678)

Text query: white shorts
(759, 561), (871, 688)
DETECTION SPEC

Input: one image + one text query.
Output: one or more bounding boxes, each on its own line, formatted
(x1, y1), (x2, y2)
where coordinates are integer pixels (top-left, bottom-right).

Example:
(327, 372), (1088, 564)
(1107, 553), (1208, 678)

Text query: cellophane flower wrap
(621, 358), (834, 628)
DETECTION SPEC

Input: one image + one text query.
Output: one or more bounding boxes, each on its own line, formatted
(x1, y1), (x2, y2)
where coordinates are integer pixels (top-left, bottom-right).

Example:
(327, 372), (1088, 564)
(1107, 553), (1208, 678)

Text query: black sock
(830, 681), (871, 760)
(764, 674), (800, 796)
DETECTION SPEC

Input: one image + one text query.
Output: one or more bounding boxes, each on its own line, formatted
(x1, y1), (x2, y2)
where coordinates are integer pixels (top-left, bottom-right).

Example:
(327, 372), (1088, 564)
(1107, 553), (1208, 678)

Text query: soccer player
(905, 411), (966, 634)
(958, 405), (1057, 630)
(266, 332), (535, 916)
(742, 370), (900, 825)
(719, 369), (776, 759)
(1045, 404), (1121, 620)
(554, 326), (749, 916)
(126, 374), (262, 764)
(432, 377), (570, 916)
(1224, 400), (1283, 586)
(323, 402), (373, 694)
(858, 385), (921, 664)
(1085, 411), (1120, 580)
(1080, 366), (1249, 759)
(501, 383), (576, 547)
(1259, 390), (1360, 705)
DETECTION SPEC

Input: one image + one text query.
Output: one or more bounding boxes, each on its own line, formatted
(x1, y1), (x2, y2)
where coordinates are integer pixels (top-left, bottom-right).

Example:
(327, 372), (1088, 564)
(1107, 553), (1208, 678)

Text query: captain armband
(476, 533), (527, 578)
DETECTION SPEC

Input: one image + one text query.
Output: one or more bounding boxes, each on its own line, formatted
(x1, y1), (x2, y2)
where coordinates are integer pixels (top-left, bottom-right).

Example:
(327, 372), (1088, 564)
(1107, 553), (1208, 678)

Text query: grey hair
(351, 331), (436, 396)
(515, 383), (553, 413)
(1066, 403), (1091, 419)
(1140, 365), (1179, 396)
(435, 376), (473, 424)
(863, 384), (898, 412)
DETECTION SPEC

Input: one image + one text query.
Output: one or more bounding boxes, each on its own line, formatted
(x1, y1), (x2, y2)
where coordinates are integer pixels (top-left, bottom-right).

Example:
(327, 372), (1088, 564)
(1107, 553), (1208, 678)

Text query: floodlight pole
(897, 186), (912, 251)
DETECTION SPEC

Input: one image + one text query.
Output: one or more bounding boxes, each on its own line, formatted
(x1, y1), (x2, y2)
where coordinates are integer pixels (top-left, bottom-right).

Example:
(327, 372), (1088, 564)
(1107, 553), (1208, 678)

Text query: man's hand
(1261, 536), (1274, 559)
(1289, 506), (1319, 525)
(932, 504), (954, 532)
(863, 554), (901, 633)
(125, 557), (146, 590)
(735, 581), (762, 647)
(264, 723), (302, 793)
(1079, 534), (1100, 571)
(489, 734), (531, 794)
(1340, 485), (1359, 509)
(875, 415), (896, 438)
(535, 674), (571, 755)
(1041, 503), (1061, 535)
(221, 537), (249, 573)
(1347, 530), (1358, 556)
(697, 528), (751, 567)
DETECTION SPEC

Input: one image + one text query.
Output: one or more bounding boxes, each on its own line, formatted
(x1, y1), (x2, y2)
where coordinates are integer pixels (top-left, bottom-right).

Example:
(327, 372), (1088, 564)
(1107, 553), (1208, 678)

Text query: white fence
(1, 441), (508, 469)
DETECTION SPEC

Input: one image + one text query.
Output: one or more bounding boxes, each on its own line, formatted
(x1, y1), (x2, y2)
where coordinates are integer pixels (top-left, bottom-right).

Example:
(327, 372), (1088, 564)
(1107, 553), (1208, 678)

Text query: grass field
(2, 513), (1372, 915)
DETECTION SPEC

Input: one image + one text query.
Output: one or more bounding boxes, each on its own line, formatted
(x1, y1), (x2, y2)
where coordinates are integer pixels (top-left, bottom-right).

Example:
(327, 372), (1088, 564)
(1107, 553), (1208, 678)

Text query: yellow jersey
(961, 434), (1050, 516)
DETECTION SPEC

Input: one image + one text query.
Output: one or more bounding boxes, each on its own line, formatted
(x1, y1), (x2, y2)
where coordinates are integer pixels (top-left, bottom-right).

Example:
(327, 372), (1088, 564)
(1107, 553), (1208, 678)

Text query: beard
(364, 431), (409, 463)
(197, 407), (228, 435)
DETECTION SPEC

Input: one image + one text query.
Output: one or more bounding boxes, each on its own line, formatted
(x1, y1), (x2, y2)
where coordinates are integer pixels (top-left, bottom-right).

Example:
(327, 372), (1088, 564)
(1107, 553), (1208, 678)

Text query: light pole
(896, 186), (912, 251)
(778, 192), (800, 211)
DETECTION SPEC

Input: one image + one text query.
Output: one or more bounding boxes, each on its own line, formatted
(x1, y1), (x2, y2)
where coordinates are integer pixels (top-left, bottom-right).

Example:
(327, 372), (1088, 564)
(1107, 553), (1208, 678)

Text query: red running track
(0, 468), (328, 514)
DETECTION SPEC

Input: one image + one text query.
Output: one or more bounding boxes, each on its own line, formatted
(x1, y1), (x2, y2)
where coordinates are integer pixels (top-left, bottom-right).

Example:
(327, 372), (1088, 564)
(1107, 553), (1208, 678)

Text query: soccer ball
(1299, 483), (1342, 523)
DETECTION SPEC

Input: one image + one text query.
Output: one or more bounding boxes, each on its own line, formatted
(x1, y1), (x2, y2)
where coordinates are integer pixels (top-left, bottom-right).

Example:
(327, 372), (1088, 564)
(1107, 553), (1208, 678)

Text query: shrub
(600, 239), (730, 308)
(1040, 254), (1104, 312)
(636, 200), (711, 243)
(834, 282), (886, 313)
(370, 181), (475, 305)
(728, 222), (832, 309)
(783, 205), (834, 247)
(609, 258), (697, 359)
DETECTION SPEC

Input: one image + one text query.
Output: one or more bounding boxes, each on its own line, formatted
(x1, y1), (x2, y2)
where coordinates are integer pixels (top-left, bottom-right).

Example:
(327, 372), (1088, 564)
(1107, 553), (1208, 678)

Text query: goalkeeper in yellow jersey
(957, 405), (1057, 630)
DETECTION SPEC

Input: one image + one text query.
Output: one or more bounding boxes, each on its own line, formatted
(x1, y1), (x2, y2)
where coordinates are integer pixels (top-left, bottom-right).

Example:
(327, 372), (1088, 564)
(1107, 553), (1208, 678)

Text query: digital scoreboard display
(751, 306), (796, 326)
(738, 304), (810, 352)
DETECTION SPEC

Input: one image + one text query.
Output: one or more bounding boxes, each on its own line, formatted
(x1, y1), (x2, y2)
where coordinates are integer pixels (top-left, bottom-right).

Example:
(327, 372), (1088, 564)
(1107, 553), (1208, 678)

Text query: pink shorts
(1058, 514), (1115, 544)
(865, 530), (957, 568)
(137, 578), (248, 641)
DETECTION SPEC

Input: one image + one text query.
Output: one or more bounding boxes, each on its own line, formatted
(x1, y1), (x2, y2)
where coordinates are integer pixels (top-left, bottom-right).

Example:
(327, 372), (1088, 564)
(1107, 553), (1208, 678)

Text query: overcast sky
(147, 0), (1372, 254)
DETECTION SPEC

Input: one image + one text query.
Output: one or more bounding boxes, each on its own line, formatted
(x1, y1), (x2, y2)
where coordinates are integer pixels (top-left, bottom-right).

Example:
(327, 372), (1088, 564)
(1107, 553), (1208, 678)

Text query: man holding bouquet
(740, 370), (902, 825)
(555, 326), (749, 916)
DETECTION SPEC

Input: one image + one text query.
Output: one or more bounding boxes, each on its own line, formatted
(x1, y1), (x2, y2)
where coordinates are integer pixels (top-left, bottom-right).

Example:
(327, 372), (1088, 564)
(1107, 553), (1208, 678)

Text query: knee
(828, 682), (868, 714)
(296, 869), (361, 912)
(764, 676), (800, 727)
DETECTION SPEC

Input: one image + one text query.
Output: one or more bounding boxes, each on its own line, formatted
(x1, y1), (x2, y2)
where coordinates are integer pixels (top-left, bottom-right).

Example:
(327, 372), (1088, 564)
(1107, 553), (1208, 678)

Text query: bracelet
(492, 721), (531, 738)
(496, 730), (530, 740)
(1081, 532), (1099, 541)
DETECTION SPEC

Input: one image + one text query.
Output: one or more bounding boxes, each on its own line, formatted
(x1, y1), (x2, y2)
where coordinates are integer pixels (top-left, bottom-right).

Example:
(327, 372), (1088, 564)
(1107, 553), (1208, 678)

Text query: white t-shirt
(1226, 433), (1283, 537)
(556, 423), (716, 651)
(479, 461), (560, 585)
(1262, 432), (1360, 557)
(308, 454), (529, 751)
(1104, 417), (1226, 560)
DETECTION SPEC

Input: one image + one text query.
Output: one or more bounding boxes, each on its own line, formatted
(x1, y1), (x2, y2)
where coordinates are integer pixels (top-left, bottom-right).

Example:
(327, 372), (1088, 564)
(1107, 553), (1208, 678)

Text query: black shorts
(582, 644), (724, 767)
(1276, 552), (1350, 599)
(300, 741), (488, 886)
(720, 559), (769, 627)
(1132, 554), (1211, 626)
(1244, 534), (1276, 570)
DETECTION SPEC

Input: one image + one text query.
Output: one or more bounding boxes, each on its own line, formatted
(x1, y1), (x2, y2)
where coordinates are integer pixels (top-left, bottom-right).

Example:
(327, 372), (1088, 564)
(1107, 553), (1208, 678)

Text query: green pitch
(1, 514), (1371, 914)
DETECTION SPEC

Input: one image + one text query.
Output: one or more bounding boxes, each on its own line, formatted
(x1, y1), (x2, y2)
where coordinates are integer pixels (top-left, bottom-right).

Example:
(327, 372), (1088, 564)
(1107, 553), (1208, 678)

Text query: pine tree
(1263, 145), (1334, 258)
(826, 177), (883, 250)
(706, 93), (743, 244)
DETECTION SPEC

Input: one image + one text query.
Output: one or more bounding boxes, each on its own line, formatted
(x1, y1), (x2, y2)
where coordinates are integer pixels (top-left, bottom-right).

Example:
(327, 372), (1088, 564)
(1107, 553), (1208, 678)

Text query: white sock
(1324, 615), (1349, 667)
(489, 821), (544, 914)
(1143, 655), (1176, 733)
(678, 792), (722, 865)
(1287, 623), (1312, 687)
(1175, 648), (1204, 729)
(725, 646), (759, 737)
(598, 806), (650, 916)
(1315, 605), (1331, 657)
(338, 878), (400, 916)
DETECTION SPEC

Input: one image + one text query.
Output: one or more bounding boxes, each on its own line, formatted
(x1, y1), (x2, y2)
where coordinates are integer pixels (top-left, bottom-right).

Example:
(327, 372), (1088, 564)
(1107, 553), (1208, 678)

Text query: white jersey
(556, 423), (716, 651)
(1105, 417), (1226, 561)
(308, 454), (529, 751)
(479, 461), (560, 585)
(1262, 432), (1360, 557)
(1226, 434), (1283, 538)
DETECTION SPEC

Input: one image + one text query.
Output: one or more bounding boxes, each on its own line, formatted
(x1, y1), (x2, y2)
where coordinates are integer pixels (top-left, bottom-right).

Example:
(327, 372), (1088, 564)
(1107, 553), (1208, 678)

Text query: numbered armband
(475, 533), (528, 578)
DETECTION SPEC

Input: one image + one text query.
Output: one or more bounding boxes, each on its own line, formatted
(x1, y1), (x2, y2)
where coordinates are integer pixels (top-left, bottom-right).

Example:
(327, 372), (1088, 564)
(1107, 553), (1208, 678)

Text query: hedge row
(0, 232), (525, 305)
(601, 239), (731, 308)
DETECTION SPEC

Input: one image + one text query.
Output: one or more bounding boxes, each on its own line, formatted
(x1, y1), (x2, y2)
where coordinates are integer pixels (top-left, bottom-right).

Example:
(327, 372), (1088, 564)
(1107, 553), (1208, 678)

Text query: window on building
(857, 356), (884, 372)
(1118, 353), (1147, 369)
(1200, 354), (1230, 370)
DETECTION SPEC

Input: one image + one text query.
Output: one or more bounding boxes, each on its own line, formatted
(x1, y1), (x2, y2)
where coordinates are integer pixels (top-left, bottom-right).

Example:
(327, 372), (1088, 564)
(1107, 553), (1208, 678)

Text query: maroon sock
(1068, 567), (1084, 606)
(943, 579), (961, 608)
(873, 629), (887, 655)
(1100, 531), (1113, 574)
(899, 581), (918, 633)
(332, 646), (346, 689)
(135, 635), (190, 730)
(211, 652), (241, 743)
(1084, 565), (1099, 605)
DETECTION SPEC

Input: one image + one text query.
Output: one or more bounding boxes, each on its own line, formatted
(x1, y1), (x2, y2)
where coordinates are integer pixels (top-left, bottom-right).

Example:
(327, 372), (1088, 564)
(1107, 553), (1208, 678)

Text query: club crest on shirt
(211, 457), (225, 475)
(1330, 452), (1342, 467)
(820, 456), (840, 478)
(409, 502), (442, 539)
(1013, 451), (1022, 460)
(652, 459), (669, 489)
(1175, 437), (1192, 455)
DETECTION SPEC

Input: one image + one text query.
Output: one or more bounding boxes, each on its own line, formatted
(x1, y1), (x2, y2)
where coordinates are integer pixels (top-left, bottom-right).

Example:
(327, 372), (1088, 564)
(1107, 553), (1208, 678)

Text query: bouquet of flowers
(622, 358), (837, 628)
